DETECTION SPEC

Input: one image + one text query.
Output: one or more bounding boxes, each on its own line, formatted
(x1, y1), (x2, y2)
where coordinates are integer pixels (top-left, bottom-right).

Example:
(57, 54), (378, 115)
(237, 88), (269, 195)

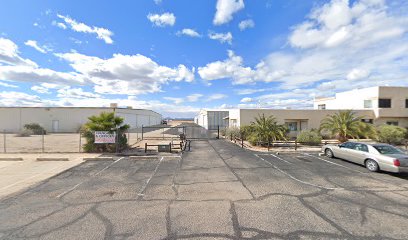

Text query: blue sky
(0, 0), (407, 117)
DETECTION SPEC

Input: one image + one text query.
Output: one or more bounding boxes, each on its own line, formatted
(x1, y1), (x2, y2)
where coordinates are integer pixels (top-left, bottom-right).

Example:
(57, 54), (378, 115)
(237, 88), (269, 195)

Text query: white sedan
(322, 142), (408, 173)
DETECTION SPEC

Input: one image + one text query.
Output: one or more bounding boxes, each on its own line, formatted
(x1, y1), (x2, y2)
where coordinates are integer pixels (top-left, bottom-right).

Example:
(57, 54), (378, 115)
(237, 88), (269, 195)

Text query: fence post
(169, 143), (172, 153)
(217, 125), (220, 139)
(162, 127), (164, 139)
(3, 130), (6, 153)
(141, 125), (144, 140)
(115, 129), (119, 154)
(295, 140), (297, 151)
(267, 141), (270, 152)
(145, 143), (147, 153)
(42, 130), (45, 153)
(230, 133), (233, 141)
(79, 132), (82, 153)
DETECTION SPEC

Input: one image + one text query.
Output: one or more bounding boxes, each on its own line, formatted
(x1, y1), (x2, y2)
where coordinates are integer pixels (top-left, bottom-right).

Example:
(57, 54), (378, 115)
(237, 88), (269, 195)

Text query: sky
(0, 0), (407, 118)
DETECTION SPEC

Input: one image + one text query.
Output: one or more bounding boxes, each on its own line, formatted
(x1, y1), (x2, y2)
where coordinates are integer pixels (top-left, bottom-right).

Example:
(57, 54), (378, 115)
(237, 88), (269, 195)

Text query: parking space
(0, 140), (408, 239)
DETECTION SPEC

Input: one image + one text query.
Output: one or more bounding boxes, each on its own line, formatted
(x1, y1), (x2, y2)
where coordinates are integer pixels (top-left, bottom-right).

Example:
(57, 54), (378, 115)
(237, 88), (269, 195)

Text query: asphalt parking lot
(1, 140), (408, 240)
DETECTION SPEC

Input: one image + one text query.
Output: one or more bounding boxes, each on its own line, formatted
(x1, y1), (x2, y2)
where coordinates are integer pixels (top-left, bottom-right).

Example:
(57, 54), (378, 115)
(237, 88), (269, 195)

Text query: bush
(24, 123), (46, 135)
(225, 127), (241, 139)
(15, 129), (32, 137)
(377, 125), (407, 145)
(240, 125), (255, 140)
(82, 112), (130, 153)
(296, 130), (322, 145)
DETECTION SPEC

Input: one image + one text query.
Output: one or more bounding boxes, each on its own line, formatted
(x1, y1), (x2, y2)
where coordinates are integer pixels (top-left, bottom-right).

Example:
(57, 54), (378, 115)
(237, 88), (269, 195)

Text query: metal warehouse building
(0, 104), (162, 133)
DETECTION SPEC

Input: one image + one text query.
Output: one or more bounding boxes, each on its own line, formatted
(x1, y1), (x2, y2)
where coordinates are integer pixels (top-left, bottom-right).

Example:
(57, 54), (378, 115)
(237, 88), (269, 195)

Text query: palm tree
(319, 110), (373, 142)
(82, 112), (130, 152)
(251, 114), (287, 144)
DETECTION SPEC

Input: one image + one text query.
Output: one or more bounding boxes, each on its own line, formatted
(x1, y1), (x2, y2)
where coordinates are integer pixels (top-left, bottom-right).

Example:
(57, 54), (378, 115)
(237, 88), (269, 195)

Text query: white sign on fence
(95, 131), (116, 144)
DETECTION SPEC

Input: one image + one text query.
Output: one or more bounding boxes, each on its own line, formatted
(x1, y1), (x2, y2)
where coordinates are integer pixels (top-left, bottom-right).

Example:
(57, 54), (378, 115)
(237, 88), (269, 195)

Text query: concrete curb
(36, 158), (69, 161)
(129, 156), (157, 160)
(83, 157), (114, 161)
(0, 157), (24, 161)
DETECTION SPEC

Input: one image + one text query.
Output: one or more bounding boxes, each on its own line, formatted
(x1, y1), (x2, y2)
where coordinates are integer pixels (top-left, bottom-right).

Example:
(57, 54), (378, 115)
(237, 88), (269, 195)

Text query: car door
(336, 142), (355, 159)
(347, 143), (369, 164)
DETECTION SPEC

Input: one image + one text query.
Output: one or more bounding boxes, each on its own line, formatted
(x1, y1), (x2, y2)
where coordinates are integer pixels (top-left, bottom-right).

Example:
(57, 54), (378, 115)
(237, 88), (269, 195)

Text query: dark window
(340, 142), (356, 149)
(285, 122), (298, 131)
(386, 121), (398, 126)
(318, 104), (326, 110)
(406, 99), (408, 108)
(378, 98), (391, 108)
(353, 143), (368, 152)
(361, 119), (373, 124)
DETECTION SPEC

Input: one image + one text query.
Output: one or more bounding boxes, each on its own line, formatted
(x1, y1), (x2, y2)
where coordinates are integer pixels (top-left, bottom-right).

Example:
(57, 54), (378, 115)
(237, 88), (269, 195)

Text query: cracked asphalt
(1, 140), (408, 239)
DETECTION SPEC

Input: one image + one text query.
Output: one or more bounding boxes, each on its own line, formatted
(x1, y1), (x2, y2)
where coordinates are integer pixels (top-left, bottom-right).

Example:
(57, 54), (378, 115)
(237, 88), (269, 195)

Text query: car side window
(354, 143), (368, 152)
(341, 142), (355, 149)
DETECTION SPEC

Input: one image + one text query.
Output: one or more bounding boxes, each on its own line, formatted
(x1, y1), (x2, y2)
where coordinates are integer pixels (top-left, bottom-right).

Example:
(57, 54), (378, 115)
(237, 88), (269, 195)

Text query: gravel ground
(0, 139), (408, 239)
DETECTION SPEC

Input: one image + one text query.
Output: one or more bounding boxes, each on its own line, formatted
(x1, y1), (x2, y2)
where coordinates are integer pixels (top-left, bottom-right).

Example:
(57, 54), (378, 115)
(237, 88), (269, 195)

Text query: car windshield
(373, 145), (403, 154)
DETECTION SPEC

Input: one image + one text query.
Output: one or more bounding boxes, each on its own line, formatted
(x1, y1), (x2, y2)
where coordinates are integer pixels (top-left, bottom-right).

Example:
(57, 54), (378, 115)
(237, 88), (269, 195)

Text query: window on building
(285, 122), (298, 131)
(364, 100), (372, 108)
(361, 119), (373, 124)
(386, 121), (399, 126)
(378, 99), (391, 108)
(318, 104), (326, 110)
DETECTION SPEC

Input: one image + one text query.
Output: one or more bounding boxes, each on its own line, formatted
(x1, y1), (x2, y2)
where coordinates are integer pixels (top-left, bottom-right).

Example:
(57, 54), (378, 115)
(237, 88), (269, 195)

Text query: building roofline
(0, 106), (162, 116)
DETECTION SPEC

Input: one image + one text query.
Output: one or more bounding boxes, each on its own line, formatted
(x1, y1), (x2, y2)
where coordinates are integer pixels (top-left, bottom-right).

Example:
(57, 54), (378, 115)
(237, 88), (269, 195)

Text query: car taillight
(393, 159), (401, 167)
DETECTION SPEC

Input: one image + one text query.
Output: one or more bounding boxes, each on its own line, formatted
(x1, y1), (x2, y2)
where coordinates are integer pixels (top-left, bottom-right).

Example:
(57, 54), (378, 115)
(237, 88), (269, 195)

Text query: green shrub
(296, 130), (322, 145)
(82, 112), (130, 153)
(24, 123), (46, 135)
(225, 127), (241, 139)
(377, 125), (407, 145)
(240, 125), (255, 140)
(15, 129), (32, 137)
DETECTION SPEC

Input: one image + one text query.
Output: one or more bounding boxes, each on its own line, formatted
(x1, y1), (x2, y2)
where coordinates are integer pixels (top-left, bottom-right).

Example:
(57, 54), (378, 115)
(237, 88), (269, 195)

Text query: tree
(319, 110), (374, 142)
(250, 114), (287, 144)
(82, 112), (130, 152)
(377, 125), (407, 145)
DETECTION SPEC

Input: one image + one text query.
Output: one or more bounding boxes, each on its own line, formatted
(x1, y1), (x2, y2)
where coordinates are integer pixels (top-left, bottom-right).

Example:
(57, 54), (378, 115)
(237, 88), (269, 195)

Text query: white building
(195, 86), (408, 137)
(0, 104), (162, 133)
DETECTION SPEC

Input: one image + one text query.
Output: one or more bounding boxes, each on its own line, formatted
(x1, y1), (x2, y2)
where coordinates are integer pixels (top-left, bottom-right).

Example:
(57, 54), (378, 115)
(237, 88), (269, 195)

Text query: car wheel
(365, 159), (379, 172)
(325, 148), (334, 158)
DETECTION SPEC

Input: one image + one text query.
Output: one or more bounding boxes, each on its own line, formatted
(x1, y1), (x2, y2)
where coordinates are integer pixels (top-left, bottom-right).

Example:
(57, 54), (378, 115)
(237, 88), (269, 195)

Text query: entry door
(52, 120), (59, 132)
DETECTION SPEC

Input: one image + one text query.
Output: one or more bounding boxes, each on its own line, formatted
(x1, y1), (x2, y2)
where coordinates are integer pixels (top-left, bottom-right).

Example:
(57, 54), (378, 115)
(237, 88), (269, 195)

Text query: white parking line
(56, 157), (124, 199)
(302, 153), (365, 174)
(254, 154), (339, 190)
(137, 156), (164, 197)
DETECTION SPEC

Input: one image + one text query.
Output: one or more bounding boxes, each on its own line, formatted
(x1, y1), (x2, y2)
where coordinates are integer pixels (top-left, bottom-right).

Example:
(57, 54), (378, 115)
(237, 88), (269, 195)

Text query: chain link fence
(1, 130), (86, 153)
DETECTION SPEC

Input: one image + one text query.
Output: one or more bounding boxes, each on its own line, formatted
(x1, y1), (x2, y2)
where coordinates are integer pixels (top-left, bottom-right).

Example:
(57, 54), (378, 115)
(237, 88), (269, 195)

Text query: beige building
(196, 86), (408, 138)
(0, 105), (162, 133)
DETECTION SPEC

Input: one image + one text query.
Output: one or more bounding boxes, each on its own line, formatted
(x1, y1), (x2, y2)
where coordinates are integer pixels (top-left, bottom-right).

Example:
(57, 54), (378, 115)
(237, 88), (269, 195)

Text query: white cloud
(0, 38), (37, 67)
(57, 14), (114, 44)
(52, 20), (67, 29)
(0, 80), (18, 88)
(154, 0), (162, 4)
(0, 91), (42, 106)
(200, 0), (408, 95)
(55, 52), (194, 95)
(163, 97), (183, 104)
(31, 83), (61, 94)
(238, 19), (255, 31)
(57, 87), (101, 99)
(208, 32), (233, 44)
(206, 93), (227, 101)
(198, 50), (255, 84)
(186, 93), (203, 102)
(177, 28), (201, 38)
(147, 12), (176, 27)
(240, 97), (253, 103)
(213, 0), (245, 25)
(24, 40), (48, 53)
